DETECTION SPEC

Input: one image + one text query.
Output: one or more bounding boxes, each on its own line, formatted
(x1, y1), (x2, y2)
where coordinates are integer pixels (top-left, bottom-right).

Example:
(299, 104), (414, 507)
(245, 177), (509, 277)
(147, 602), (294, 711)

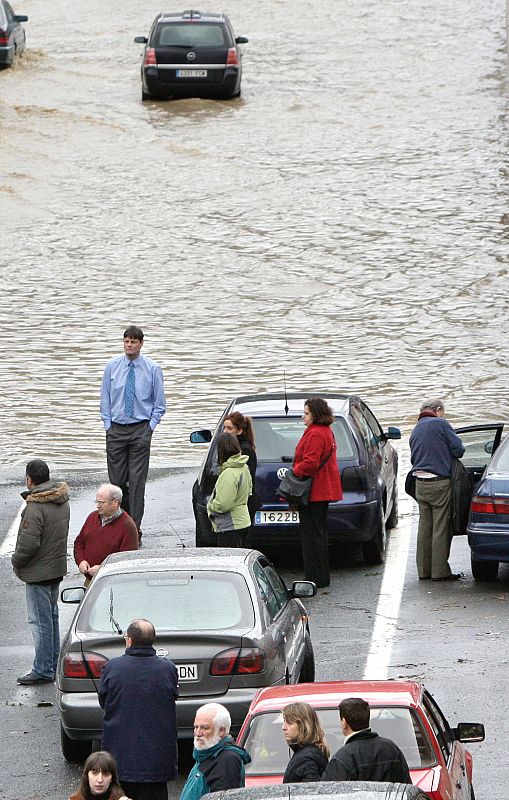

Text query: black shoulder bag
(276, 449), (333, 507)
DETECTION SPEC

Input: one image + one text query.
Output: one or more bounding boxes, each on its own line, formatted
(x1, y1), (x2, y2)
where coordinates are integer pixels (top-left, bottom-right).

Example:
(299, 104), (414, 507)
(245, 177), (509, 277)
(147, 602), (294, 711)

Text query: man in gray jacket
(12, 460), (70, 685)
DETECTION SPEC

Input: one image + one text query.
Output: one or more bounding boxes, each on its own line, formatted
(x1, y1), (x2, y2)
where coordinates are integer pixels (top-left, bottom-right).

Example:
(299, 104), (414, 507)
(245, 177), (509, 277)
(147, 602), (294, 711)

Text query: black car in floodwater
(0, 0), (27, 66)
(191, 392), (401, 564)
(134, 9), (248, 100)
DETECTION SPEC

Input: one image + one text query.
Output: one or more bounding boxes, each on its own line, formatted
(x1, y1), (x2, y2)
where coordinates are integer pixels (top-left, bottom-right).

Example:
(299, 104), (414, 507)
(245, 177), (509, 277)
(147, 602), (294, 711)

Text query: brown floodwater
(1, 0), (508, 469)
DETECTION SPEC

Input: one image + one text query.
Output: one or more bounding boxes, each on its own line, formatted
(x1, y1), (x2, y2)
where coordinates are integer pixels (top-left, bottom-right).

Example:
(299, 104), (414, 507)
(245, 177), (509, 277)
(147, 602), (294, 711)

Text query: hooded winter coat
(11, 480), (70, 583)
(179, 736), (251, 800)
(207, 454), (252, 532)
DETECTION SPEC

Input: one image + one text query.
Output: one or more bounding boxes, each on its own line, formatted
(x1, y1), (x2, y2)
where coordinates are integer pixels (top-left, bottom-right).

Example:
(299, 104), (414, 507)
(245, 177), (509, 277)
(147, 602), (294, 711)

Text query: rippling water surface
(1, 0), (508, 469)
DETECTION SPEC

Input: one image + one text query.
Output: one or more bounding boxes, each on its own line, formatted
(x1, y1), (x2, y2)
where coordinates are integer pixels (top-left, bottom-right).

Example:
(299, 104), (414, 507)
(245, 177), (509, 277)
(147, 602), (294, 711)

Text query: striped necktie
(124, 362), (135, 417)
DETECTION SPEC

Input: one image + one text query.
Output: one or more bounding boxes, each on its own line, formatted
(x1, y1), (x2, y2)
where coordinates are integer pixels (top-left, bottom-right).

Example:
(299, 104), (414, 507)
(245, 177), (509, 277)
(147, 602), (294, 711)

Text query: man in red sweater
(74, 483), (138, 584)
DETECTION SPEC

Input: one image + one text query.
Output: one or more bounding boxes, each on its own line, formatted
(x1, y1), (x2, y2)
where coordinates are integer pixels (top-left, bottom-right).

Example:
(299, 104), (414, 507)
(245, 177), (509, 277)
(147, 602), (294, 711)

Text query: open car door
(450, 424), (505, 535)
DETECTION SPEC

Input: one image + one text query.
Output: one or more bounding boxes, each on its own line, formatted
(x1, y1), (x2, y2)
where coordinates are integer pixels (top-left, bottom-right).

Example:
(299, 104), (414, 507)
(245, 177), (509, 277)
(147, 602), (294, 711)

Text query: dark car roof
(231, 393), (353, 417)
(100, 547), (260, 577)
(207, 782), (429, 799)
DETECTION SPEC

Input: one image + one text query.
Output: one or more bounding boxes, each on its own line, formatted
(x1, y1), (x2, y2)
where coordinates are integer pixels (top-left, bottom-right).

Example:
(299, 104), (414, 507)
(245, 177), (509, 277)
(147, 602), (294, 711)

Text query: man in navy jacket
(99, 618), (179, 800)
(409, 398), (465, 581)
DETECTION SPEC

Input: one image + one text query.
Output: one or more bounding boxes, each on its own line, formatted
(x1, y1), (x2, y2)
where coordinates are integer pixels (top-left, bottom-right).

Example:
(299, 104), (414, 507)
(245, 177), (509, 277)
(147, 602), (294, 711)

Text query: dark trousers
(120, 781), (168, 800)
(106, 421), (153, 531)
(299, 501), (330, 588)
(217, 527), (250, 548)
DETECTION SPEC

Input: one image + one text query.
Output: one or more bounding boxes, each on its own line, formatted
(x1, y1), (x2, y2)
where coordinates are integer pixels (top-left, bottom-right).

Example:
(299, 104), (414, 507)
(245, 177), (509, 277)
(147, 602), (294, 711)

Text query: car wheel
(362, 507), (386, 565)
(471, 557), (498, 581)
(386, 486), (398, 529)
(60, 724), (92, 763)
(298, 633), (315, 683)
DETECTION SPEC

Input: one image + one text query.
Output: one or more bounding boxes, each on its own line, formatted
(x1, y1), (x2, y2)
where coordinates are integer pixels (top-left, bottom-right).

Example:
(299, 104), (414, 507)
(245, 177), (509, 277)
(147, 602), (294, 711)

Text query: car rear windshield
(251, 417), (356, 462)
(243, 706), (435, 774)
(77, 571), (254, 634)
(155, 23), (227, 47)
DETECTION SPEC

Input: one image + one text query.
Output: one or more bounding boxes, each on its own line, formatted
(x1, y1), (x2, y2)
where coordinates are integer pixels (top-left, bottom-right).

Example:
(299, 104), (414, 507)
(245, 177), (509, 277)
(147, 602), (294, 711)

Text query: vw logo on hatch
(156, 648), (169, 658)
(277, 467), (289, 480)
(187, 51), (196, 62)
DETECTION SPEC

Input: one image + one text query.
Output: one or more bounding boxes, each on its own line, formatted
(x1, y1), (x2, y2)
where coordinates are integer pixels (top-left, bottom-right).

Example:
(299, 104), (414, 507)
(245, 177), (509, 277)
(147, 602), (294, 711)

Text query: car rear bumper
(468, 524), (509, 561)
(143, 66), (240, 97)
(58, 685), (263, 741)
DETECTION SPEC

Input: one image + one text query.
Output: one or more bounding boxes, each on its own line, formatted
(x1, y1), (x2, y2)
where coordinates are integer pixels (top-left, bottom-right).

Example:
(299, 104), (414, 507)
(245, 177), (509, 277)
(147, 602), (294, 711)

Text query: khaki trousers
(415, 478), (453, 579)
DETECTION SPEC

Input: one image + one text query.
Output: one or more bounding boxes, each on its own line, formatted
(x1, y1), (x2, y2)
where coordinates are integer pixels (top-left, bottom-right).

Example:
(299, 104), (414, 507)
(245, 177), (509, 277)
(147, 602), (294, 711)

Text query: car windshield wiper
(281, 456), (293, 462)
(109, 588), (123, 636)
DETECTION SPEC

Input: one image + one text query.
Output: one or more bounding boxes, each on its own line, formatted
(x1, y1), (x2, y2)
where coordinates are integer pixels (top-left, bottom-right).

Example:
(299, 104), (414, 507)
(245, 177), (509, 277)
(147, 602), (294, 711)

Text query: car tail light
(144, 47), (157, 66)
(0, 30), (8, 45)
(471, 496), (509, 514)
(62, 652), (109, 678)
(210, 647), (265, 676)
(226, 47), (239, 66)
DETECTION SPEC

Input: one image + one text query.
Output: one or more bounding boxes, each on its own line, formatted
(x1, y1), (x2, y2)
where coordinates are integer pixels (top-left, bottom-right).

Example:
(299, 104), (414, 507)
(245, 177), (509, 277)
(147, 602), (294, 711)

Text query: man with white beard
(179, 703), (250, 800)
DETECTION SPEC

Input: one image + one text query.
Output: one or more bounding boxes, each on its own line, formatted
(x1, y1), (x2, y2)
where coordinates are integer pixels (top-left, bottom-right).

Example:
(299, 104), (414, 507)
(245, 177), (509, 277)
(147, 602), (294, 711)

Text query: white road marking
(0, 502), (24, 556)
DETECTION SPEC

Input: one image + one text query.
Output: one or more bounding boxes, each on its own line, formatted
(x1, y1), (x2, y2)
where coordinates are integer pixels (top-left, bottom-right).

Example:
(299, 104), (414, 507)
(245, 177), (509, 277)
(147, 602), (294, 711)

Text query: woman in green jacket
(207, 433), (252, 547)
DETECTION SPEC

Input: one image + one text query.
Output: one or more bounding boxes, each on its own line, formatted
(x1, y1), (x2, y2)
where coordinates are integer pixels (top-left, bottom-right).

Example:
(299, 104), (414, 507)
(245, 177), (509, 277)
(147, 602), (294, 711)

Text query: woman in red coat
(293, 398), (342, 588)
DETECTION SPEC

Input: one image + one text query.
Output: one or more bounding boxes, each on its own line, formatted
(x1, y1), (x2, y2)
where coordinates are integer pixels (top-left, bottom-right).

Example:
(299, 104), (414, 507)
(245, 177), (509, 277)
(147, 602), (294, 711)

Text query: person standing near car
(98, 618), (179, 800)
(207, 432), (252, 548)
(223, 411), (261, 524)
(321, 697), (411, 784)
(11, 459), (70, 685)
(292, 398), (342, 588)
(100, 326), (166, 544)
(409, 398), (465, 581)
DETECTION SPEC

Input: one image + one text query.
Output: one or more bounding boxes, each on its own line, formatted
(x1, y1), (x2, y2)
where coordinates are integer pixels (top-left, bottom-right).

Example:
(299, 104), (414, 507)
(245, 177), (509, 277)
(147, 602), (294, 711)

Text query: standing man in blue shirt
(100, 326), (166, 542)
(409, 398), (465, 582)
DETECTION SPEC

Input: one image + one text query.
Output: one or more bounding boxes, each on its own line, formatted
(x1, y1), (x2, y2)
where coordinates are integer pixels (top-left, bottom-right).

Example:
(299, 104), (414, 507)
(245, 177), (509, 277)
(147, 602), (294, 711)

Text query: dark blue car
(0, 0), (27, 67)
(459, 423), (508, 580)
(191, 392), (401, 564)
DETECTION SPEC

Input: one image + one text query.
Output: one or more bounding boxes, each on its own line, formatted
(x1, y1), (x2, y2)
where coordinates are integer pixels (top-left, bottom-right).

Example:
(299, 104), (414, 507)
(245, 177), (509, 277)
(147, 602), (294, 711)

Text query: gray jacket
(12, 480), (70, 583)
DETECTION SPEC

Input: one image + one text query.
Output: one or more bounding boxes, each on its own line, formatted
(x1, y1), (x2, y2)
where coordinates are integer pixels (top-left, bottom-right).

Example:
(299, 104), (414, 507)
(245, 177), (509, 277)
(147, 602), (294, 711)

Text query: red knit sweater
(73, 510), (138, 568)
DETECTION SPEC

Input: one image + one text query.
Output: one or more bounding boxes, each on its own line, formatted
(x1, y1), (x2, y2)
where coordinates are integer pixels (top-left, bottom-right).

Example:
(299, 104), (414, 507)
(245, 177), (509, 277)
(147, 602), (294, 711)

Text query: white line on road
(363, 503), (413, 680)
(0, 502), (24, 556)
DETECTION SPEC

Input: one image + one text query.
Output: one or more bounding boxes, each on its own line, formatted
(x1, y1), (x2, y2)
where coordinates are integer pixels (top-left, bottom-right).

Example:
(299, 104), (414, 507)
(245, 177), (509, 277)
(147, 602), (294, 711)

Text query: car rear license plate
(176, 69), (207, 78)
(177, 664), (198, 681)
(255, 510), (299, 525)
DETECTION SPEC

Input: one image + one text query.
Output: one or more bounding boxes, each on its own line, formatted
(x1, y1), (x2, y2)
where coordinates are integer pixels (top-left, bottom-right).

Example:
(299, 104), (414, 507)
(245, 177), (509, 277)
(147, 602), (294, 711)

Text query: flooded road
(1, 0), (508, 469)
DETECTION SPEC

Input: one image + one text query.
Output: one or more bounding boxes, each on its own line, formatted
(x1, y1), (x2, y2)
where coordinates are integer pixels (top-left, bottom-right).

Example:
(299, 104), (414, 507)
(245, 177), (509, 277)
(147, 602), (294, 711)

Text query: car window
(4, 1), (13, 21)
(423, 692), (452, 760)
(252, 561), (281, 620)
(243, 706), (435, 775)
(77, 571), (254, 633)
(156, 23), (226, 47)
(261, 563), (288, 608)
(251, 417), (356, 462)
(350, 403), (379, 453)
(360, 401), (384, 441)
(488, 434), (509, 470)
(459, 429), (499, 468)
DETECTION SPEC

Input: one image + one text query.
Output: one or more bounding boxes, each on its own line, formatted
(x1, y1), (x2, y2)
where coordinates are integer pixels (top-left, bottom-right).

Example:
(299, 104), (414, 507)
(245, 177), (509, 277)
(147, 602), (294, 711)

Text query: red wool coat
(73, 510), (138, 569)
(293, 424), (342, 503)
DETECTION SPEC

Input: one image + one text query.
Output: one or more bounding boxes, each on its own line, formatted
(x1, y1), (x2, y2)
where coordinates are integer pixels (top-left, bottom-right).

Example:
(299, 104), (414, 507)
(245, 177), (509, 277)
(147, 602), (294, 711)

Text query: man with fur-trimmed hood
(12, 459), (70, 685)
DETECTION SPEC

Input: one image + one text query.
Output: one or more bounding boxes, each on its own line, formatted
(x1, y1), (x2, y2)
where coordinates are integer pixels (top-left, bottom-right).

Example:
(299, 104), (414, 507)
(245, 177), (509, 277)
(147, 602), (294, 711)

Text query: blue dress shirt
(100, 354), (166, 430)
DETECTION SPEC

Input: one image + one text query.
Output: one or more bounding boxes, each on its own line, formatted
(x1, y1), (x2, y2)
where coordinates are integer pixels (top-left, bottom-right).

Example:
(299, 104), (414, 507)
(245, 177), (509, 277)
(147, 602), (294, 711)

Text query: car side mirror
(235, 36), (249, 44)
(14, 14), (28, 21)
(290, 581), (317, 598)
(385, 426), (401, 440)
(485, 440), (494, 454)
(134, 36), (148, 44)
(190, 430), (212, 444)
(61, 587), (85, 604)
(454, 722), (485, 742)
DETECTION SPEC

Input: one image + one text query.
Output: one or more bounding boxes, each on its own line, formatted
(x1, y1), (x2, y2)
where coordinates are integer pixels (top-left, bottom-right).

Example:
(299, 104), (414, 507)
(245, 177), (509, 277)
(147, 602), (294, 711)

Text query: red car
(236, 681), (484, 800)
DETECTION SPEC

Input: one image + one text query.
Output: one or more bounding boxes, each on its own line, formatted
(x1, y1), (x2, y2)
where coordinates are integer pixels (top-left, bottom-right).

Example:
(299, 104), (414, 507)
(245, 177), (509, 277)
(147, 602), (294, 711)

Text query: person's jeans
(25, 581), (61, 679)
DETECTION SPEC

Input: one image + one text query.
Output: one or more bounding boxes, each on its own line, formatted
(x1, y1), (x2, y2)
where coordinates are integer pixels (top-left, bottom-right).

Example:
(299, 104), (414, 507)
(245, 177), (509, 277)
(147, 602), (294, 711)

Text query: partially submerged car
(191, 393), (401, 564)
(236, 681), (484, 800)
(0, 0), (27, 67)
(57, 548), (316, 762)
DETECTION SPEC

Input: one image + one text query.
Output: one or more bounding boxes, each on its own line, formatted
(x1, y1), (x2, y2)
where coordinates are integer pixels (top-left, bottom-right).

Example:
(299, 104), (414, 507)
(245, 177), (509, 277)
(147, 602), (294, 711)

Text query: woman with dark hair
(207, 432), (252, 547)
(69, 751), (130, 800)
(223, 411), (261, 523)
(293, 397), (342, 588)
(282, 702), (330, 783)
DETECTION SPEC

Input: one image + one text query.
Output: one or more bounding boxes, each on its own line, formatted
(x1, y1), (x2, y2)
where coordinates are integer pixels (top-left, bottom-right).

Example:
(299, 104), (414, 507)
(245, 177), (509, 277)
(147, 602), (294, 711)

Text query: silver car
(57, 548), (316, 763)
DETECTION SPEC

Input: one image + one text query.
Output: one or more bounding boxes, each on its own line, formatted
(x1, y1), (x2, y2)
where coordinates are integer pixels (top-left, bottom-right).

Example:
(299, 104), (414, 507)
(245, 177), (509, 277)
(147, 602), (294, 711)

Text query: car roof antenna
(168, 518), (187, 548)
(284, 370), (289, 416)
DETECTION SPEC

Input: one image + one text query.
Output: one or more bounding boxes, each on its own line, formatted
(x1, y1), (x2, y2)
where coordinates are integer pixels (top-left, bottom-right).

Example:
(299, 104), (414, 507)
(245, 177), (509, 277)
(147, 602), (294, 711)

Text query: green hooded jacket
(207, 454), (252, 532)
